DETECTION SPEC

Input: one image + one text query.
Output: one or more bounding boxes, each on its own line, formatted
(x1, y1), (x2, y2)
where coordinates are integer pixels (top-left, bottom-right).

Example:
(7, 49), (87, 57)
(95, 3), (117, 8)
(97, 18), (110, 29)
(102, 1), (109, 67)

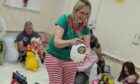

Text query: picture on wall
(3, 0), (41, 12)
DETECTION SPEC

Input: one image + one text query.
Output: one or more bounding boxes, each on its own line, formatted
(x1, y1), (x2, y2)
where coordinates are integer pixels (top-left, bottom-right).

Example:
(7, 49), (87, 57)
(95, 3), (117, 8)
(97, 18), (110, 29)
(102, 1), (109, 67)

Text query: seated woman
(118, 61), (139, 84)
(74, 29), (104, 84)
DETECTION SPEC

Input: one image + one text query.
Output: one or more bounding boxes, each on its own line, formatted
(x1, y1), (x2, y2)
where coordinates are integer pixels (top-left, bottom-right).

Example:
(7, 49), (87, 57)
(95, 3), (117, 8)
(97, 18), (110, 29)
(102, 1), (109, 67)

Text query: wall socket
(132, 32), (140, 45)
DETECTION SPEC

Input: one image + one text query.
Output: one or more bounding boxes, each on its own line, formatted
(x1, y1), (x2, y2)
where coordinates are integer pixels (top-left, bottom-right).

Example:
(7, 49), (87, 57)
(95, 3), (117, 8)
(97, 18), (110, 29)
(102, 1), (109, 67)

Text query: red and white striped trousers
(45, 53), (78, 84)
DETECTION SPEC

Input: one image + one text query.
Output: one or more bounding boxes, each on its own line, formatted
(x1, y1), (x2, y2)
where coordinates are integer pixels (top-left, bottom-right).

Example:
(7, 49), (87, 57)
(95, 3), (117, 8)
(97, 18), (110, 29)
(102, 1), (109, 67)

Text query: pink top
(78, 50), (98, 76)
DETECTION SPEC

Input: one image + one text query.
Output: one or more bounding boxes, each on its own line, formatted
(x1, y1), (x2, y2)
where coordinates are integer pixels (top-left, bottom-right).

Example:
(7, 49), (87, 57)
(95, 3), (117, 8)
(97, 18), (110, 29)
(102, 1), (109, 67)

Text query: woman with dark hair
(118, 61), (139, 83)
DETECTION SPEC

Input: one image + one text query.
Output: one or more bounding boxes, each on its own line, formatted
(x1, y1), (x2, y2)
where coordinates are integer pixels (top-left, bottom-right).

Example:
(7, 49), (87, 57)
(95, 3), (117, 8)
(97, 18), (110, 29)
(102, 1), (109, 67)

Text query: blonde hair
(72, 0), (91, 26)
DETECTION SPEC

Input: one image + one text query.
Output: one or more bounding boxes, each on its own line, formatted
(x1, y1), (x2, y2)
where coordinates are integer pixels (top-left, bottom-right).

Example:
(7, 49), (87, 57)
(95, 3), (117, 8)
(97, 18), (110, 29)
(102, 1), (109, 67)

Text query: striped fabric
(45, 54), (78, 84)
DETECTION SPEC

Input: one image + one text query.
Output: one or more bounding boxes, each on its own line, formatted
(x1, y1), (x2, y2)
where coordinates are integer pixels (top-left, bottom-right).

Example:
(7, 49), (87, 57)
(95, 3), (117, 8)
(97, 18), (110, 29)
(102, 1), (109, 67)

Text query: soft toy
(25, 45), (39, 72)
(97, 74), (114, 84)
(3, 37), (19, 63)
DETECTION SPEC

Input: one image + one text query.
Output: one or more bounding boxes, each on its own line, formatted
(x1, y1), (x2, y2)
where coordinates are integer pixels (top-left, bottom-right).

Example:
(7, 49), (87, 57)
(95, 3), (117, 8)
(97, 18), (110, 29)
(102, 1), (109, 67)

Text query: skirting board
(102, 51), (140, 70)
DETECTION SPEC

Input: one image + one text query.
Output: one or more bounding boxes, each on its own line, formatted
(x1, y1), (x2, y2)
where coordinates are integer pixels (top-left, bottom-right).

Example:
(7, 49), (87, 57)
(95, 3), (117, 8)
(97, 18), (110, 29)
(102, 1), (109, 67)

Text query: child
(118, 61), (139, 84)
(90, 29), (105, 74)
(123, 74), (138, 84)
(74, 37), (98, 84)
(30, 37), (44, 64)
(74, 29), (104, 84)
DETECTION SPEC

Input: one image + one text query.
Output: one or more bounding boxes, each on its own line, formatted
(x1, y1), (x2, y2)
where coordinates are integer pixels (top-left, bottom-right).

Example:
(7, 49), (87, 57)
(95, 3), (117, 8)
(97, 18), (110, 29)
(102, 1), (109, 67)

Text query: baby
(123, 74), (138, 84)
(31, 38), (44, 64)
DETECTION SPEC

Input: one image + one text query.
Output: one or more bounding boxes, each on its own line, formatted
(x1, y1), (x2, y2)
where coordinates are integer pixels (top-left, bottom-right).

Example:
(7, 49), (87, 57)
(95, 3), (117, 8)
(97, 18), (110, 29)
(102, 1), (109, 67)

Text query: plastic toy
(11, 71), (27, 84)
(97, 74), (114, 84)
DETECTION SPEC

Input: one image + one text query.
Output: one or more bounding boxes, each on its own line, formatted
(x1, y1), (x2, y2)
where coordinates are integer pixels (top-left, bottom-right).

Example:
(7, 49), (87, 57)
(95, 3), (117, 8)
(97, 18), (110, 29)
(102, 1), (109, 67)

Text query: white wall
(62, 0), (78, 14)
(0, 0), (64, 35)
(0, 0), (100, 34)
(93, 0), (140, 68)
(63, 0), (140, 79)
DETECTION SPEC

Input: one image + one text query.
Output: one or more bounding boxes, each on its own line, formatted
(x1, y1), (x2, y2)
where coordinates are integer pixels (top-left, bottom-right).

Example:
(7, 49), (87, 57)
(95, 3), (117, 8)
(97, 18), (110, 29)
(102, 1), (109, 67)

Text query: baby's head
(126, 74), (137, 84)
(31, 38), (41, 47)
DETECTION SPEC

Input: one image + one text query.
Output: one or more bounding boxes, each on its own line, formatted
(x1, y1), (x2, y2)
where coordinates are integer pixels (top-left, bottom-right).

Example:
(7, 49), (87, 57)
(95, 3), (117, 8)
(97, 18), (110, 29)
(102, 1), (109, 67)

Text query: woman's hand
(78, 61), (83, 66)
(84, 49), (98, 63)
(85, 47), (92, 57)
(69, 38), (83, 45)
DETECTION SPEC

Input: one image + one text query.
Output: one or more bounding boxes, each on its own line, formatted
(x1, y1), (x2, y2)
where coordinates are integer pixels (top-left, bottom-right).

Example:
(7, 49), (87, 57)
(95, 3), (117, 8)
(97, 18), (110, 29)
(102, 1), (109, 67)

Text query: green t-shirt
(47, 14), (90, 60)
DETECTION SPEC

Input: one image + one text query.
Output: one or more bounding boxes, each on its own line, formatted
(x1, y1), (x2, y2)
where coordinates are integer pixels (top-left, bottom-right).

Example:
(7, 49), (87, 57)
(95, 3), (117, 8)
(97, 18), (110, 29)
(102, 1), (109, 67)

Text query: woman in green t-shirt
(45, 0), (92, 83)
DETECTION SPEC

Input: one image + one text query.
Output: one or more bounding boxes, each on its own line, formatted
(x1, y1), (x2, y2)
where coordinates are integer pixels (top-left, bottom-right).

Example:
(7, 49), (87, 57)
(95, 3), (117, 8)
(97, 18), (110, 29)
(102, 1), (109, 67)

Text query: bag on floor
(89, 64), (101, 84)
(11, 71), (27, 84)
